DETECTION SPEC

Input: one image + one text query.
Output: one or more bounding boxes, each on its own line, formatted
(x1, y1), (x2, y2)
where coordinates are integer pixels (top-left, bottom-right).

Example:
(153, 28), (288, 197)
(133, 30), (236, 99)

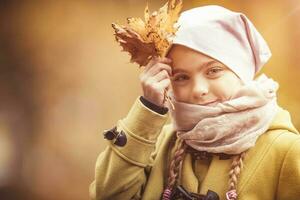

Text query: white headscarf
(168, 5), (272, 82)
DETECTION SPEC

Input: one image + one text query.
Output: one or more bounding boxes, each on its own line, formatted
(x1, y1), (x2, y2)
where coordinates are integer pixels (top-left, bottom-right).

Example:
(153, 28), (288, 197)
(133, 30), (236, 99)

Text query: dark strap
(169, 185), (220, 200)
(186, 147), (236, 160)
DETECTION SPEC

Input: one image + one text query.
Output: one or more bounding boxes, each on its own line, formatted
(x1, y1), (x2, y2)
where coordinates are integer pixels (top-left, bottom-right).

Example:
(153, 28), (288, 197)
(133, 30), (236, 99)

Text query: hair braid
(162, 137), (187, 200)
(226, 151), (246, 200)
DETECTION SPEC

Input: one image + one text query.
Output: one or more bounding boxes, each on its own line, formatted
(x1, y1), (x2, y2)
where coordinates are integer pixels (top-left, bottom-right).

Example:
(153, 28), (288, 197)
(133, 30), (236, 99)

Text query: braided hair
(162, 138), (187, 200)
(162, 135), (247, 200)
(226, 152), (247, 200)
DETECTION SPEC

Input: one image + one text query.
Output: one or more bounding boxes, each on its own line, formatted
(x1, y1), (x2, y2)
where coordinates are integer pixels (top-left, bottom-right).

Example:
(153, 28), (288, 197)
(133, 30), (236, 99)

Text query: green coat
(89, 97), (300, 200)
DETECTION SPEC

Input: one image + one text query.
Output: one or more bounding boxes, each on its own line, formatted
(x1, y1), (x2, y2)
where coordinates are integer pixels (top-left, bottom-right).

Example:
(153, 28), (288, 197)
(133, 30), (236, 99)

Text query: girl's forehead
(168, 45), (223, 68)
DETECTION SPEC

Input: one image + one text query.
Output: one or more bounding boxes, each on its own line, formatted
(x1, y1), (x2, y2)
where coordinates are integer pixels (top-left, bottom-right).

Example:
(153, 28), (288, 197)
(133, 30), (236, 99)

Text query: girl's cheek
(173, 86), (189, 102)
(171, 85), (180, 100)
(211, 81), (232, 100)
(212, 72), (242, 100)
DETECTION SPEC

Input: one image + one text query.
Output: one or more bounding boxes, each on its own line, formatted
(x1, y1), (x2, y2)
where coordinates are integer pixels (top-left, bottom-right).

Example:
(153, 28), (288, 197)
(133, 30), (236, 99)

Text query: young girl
(89, 5), (300, 200)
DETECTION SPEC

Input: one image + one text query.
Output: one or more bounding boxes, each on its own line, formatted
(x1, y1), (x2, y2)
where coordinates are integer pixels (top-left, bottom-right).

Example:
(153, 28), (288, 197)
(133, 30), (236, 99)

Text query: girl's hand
(139, 57), (172, 107)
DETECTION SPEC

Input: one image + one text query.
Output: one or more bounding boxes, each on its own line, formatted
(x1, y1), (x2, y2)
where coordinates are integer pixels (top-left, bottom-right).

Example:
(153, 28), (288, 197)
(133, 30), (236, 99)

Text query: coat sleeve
(89, 97), (170, 200)
(276, 137), (300, 199)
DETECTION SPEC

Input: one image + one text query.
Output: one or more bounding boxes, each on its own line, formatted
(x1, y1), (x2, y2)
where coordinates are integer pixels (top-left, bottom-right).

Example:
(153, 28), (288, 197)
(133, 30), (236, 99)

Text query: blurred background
(0, 0), (299, 199)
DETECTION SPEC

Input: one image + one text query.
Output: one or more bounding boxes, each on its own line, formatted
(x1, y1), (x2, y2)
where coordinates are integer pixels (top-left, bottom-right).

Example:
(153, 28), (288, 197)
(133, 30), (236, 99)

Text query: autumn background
(0, 0), (299, 199)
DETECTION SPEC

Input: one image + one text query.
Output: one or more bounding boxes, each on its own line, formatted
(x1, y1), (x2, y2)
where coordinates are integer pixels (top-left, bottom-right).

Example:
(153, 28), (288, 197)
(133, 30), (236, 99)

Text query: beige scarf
(168, 74), (279, 155)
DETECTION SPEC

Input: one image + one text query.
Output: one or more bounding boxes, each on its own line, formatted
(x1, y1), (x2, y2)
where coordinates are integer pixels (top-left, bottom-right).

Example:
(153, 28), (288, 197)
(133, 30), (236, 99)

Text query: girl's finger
(146, 63), (172, 77)
(156, 78), (171, 91)
(159, 57), (172, 64)
(151, 70), (170, 82)
(143, 57), (172, 73)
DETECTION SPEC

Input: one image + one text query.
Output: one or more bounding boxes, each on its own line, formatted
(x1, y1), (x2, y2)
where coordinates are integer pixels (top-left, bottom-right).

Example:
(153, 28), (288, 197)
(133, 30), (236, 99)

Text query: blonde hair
(162, 138), (187, 200)
(227, 151), (246, 200)
(162, 135), (247, 200)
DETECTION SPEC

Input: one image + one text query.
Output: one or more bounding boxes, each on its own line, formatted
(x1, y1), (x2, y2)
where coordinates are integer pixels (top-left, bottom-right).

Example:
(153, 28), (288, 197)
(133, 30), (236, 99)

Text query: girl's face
(167, 45), (243, 105)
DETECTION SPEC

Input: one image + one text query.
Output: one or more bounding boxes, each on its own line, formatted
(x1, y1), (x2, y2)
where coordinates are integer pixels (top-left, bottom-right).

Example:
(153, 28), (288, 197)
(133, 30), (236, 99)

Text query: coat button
(103, 126), (117, 140)
(114, 130), (127, 147)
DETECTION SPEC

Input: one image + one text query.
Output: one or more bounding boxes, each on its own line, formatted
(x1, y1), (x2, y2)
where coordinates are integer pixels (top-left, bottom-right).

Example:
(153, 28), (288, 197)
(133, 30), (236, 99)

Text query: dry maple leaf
(112, 0), (183, 67)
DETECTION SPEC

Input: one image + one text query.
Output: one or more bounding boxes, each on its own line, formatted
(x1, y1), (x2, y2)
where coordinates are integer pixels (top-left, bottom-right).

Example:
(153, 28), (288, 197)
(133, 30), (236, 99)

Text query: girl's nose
(192, 77), (209, 99)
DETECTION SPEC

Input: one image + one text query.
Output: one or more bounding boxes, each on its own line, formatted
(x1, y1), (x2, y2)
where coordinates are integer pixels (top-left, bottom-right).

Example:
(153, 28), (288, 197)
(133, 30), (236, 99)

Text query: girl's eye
(172, 74), (189, 82)
(206, 66), (224, 77)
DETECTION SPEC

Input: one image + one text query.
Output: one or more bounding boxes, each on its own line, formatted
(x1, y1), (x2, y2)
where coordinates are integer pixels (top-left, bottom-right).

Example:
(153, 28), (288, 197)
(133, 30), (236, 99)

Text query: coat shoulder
(265, 129), (300, 153)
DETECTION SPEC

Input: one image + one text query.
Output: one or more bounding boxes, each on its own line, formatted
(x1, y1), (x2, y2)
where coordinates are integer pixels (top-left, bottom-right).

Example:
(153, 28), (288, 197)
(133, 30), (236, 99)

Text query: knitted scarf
(168, 74), (279, 155)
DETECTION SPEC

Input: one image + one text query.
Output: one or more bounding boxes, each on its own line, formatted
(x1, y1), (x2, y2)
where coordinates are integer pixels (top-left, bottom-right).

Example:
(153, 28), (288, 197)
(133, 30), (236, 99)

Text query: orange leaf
(111, 0), (183, 66)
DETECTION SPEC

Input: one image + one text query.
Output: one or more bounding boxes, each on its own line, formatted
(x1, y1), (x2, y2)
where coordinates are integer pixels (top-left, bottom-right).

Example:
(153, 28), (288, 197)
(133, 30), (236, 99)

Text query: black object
(186, 146), (234, 160)
(103, 126), (127, 147)
(205, 190), (220, 200)
(168, 185), (219, 200)
(114, 130), (127, 147)
(103, 126), (117, 140)
(140, 96), (169, 115)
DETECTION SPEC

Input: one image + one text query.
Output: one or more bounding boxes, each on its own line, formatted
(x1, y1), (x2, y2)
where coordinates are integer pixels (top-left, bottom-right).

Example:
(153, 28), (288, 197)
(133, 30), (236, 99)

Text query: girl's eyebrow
(172, 60), (219, 75)
(201, 60), (219, 69)
(172, 68), (186, 75)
